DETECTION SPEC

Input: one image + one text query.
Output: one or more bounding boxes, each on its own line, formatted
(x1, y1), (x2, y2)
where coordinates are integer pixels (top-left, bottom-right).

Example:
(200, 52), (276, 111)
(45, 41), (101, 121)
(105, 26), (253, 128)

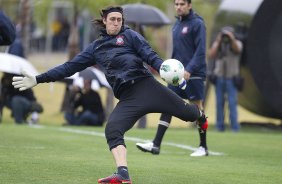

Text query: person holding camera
(64, 80), (105, 126)
(208, 26), (243, 132)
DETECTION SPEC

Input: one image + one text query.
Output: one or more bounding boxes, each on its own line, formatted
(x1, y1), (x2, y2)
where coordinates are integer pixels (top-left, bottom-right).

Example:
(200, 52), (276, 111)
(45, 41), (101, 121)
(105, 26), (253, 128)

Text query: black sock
(153, 123), (169, 147)
(198, 128), (207, 149)
(197, 110), (208, 150)
(117, 166), (129, 179)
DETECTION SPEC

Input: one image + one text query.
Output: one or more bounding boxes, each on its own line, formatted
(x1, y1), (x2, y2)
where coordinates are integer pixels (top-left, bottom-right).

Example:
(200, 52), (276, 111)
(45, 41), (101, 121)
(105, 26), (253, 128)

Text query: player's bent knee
(105, 123), (125, 150)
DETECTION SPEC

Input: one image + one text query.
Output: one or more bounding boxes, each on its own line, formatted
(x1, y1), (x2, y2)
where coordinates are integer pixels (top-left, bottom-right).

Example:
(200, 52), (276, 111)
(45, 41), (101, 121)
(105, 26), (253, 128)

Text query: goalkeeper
(12, 5), (207, 184)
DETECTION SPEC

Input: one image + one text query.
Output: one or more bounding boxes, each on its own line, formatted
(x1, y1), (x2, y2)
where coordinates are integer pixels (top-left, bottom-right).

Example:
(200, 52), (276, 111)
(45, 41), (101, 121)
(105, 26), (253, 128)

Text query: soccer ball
(160, 59), (184, 86)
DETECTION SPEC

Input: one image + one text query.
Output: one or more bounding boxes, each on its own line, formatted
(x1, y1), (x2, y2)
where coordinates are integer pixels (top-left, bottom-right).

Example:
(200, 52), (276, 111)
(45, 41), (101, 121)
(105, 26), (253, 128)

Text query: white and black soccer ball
(159, 59), (184, 86)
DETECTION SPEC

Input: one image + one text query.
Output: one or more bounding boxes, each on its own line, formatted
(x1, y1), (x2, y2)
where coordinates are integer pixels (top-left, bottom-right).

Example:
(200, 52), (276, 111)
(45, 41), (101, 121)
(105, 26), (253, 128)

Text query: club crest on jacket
(116, 36), (124, 45)
(182, 26), (188, 34)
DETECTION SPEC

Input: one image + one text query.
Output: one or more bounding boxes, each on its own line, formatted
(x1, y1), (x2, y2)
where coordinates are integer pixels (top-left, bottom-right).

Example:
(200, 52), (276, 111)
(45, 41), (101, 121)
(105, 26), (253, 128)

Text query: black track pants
(105, 77), (200, 150)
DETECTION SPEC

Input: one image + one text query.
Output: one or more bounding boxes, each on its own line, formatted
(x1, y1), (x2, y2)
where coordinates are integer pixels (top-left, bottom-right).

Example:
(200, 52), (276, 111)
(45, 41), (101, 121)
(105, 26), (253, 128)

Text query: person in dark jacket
(12, 6), (207, 184)
(8, 32), (25, 58)
(64, 80), (105, 126)
(0, 10), (16, 45)
(136, 0), (209, 157)
(0, 29), (41, 124)
(0, 73), (41, 124)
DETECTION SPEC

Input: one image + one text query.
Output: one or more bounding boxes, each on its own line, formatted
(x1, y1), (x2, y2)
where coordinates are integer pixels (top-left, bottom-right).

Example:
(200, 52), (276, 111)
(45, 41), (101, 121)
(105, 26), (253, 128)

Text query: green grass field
(1, 122), (281, 184)
(1, 53), (281, 184)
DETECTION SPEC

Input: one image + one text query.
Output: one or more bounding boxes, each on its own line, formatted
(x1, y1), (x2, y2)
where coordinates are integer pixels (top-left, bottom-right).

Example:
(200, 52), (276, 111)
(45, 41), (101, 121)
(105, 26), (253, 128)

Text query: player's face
(174, 0), (192, 16)
(103, 12), (123, 35)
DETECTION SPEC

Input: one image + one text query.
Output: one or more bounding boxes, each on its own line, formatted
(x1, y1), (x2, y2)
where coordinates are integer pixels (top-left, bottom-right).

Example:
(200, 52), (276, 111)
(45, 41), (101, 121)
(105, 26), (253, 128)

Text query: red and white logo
(182, 26), (188, 34)
(116, 36), (124, 45)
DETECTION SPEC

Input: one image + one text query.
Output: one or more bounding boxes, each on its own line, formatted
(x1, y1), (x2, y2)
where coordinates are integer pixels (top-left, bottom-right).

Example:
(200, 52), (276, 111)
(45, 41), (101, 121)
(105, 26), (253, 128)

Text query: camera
(220, 26), (234, 44)
(218, 29), (233, 58)
(221, 31), (231, 43)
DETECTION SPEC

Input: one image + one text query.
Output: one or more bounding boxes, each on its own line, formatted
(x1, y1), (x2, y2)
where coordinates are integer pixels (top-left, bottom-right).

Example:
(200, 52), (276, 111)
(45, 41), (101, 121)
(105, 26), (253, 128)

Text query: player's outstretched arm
(12, 70), (37, 91)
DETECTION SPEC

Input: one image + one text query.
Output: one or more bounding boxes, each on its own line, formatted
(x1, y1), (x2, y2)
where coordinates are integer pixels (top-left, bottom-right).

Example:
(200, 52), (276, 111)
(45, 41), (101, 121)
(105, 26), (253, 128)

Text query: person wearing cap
(208, 26), (243, 132)
(12, 5), (207, 183)
(0, 10), (16, 45)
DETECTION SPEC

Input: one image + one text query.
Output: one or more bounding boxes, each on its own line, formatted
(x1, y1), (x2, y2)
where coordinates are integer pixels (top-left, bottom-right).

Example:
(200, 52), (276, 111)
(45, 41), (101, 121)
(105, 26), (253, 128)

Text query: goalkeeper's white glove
(12, 70), (37, 91)
(178, 78), (187, 90)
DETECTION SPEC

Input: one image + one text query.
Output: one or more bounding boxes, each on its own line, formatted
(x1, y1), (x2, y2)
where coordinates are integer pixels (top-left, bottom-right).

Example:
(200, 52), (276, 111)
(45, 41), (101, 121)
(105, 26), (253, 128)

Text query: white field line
(0, 145), (45, 150)
(30, 125), (225, 156)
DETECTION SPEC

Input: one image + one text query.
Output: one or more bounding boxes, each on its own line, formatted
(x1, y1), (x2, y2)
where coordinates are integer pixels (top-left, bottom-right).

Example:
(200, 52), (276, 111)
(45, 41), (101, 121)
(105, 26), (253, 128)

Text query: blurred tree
(33, 0), (171, 25)
(20, 0), (31, 55)
(1, 0), (219, 56)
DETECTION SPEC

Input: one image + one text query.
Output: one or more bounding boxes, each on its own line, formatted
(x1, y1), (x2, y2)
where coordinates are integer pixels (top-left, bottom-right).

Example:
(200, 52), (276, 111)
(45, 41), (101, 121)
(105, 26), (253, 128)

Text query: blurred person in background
(12, 6), (207, 183)
(51, 13), (70, 51)
(64, 80), (105, 126)
(8, 24), (25, 57)
(0, 10), (15, 46)
(208, 26), (243, 132)
(1, 27), (42, 124)
(136, 0), (209, 157)
(0, 73), (42, 124)
(62, 83), (81, 124)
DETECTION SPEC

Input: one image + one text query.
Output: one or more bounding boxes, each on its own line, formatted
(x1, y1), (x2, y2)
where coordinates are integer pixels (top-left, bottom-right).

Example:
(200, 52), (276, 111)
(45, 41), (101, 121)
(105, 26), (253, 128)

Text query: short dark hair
(174, 0), (192, 3)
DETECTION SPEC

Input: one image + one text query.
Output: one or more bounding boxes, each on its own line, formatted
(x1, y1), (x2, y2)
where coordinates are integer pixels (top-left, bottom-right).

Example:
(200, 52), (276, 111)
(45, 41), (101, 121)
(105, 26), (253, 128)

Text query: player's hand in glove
(178, 78), (187, 90)
(12, 70), (37, 91)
